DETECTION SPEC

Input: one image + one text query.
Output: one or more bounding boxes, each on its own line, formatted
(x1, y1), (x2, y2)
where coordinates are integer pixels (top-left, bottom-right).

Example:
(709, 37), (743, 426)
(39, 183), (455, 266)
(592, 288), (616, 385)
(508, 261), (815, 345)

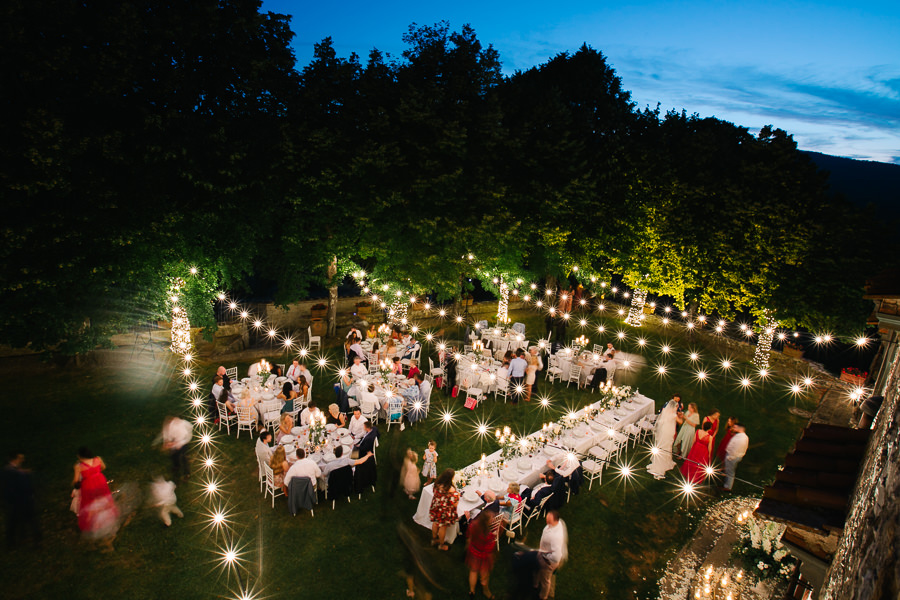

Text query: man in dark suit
(354, 420), (379, 458)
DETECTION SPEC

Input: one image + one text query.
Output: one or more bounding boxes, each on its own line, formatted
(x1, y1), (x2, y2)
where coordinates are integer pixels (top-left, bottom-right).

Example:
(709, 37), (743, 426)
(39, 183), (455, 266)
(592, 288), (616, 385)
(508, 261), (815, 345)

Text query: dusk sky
(261, 0), (900, 165)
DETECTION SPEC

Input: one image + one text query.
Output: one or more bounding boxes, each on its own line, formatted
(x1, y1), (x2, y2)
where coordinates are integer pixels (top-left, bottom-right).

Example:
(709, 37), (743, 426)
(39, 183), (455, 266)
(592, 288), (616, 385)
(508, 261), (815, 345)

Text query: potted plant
(310, 302), (327, 319)
(310, 318), (327, 337)
(782, 339), (804, 359)
(841, 367), (867, 386)
(356, 300), (371, 316)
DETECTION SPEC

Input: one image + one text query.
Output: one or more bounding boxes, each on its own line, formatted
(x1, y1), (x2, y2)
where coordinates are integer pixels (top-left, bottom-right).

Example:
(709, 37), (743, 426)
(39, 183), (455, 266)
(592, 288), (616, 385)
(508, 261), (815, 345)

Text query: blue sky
(261, 0), (900, 164)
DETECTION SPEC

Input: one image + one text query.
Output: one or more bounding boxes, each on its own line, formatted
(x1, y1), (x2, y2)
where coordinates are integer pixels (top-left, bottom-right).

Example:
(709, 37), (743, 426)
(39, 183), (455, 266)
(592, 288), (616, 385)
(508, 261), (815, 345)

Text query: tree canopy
(0, 3), (887, 353)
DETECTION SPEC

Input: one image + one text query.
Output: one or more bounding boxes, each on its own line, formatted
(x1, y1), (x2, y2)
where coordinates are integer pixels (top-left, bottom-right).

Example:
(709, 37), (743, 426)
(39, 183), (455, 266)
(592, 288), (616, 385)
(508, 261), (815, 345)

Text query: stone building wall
(820, 341), (900, 599)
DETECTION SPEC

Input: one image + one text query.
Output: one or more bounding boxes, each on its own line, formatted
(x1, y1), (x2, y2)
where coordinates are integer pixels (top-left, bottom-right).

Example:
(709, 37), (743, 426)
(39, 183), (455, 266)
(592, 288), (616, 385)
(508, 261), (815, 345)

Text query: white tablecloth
(412, 393), (657, 534)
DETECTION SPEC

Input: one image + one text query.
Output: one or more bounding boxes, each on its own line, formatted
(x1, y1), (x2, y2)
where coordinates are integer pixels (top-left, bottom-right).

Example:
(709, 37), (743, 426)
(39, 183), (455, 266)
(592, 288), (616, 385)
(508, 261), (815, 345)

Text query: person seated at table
(349, 355), (368, 380)
(256, 431), (274, 466)
(603, 342), (616, 359)
(212, 374), (226, 400)
(391, 356), (403, 375)
(358, 384), (379, 416)
(321, 445), (367, 479)
(348, 407), (367, 439)
(270, 363), (284, 378)
(295, 376), (310, 402)
(216, 366), (234, 391)
(275, 413), (293, 443)
(296, 363), (313, 387)
(334, 370), (353, 412)
(346, 326), (363, 341)
(285, 448), (322, 491)
(233, 387), (257, 413)
(502, 350), (514, 364)
(406, 359), (421, 380)
(366, 324), (378, 340)
(498, 483), (522, 524)
(286, 359), (302, 384)
(401, 338), (421, 361)
(326, 403), (346, 427)
(523, 472), (563, 515)
(277, 381), (298, 405)
(299, 401), (319, 427)
(269, 445), (289, 493)
(218, 386), (238, 414)
(587, 354), (617, 389)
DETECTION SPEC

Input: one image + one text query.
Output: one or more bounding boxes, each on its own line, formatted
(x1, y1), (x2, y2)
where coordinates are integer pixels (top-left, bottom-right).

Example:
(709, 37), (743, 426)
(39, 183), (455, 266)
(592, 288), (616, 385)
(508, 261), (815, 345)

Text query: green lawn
(0, 308), (817, 599)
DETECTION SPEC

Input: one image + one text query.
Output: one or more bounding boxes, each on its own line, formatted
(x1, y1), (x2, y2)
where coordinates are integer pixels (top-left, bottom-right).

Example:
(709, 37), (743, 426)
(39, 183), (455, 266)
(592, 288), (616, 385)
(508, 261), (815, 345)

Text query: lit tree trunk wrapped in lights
(752, 311), (779, 370)
(497, 277), (510, 324)
(625, 288), (647, 326)
(389, 297), (408, 327)
(169, 278), (191, 355)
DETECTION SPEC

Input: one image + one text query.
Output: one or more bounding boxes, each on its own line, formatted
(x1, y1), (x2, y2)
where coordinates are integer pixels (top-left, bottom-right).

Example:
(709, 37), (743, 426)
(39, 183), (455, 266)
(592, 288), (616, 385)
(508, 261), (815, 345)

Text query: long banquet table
(413, 393), (657, 540)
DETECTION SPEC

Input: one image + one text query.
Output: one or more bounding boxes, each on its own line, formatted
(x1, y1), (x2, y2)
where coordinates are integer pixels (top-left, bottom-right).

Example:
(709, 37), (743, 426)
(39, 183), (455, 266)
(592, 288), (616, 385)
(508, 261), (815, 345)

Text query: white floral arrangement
(306, 411), (328, 450)
(732, 511), (795, 581)
(596, 383), (634, 410)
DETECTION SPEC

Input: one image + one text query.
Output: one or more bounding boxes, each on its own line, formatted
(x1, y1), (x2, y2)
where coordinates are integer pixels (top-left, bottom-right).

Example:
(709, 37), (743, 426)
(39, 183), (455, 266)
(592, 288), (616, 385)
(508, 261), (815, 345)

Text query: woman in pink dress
(680, 421), (715, 484)
(73, 447), (119, 548)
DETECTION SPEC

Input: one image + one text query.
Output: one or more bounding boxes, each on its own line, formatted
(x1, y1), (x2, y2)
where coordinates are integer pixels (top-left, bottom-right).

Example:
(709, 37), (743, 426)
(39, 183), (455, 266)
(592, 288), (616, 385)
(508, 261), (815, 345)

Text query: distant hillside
(803, 151), (900, 222)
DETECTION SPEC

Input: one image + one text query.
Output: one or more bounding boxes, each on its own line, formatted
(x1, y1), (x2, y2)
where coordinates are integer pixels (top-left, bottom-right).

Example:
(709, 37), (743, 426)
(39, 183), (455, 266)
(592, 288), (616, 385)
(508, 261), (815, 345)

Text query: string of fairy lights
(167, 264), (873, 599)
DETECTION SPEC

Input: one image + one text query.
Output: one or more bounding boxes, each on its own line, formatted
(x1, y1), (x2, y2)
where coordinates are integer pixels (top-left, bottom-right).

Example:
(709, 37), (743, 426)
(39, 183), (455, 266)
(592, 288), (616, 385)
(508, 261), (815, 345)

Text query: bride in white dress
(646, 400), (678, 479)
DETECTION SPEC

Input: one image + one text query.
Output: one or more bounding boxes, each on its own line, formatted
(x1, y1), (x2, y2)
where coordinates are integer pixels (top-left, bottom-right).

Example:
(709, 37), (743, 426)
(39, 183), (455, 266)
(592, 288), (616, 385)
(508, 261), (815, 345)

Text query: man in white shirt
(536, 510), (568, 599)
(300, 401), (320, 427)
(211, 375), (225, 402)
(161, 416), (193, 481)
(286, 360), (302, 383)
(255, 431), (274, 467)
(722, 423), (749, 492)
(508, 349), (529, 403)
(285, 449), (322, 490)
(349, 355), (368, 380)
(348, 407), (367, 439)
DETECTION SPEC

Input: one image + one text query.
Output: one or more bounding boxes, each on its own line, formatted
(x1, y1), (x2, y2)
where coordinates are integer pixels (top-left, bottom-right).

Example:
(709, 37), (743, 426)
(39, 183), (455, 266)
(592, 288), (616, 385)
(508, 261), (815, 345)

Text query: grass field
(0, 308), (819, 600)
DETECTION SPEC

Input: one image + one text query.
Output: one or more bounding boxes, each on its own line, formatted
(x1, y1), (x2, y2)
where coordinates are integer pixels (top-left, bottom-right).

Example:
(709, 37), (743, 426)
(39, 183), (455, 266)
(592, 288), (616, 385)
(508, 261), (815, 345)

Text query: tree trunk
(625, 288), (647, 326)
(327, 255), (338, 338)
(497, 277), (510, 323)
(752, 310), (779, 370)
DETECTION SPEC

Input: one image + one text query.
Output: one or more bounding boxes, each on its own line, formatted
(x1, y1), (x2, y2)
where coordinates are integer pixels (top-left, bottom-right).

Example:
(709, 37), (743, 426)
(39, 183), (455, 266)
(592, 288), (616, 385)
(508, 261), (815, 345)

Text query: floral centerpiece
(472, 340), (485, 361)
(377, 323), (391, 345)
(730, 511), (796, 581)
(596, 383), (634, 410)
(306, 411), (328, 451)
(256, 359), (271, 387)
(378, 359), (393, 386)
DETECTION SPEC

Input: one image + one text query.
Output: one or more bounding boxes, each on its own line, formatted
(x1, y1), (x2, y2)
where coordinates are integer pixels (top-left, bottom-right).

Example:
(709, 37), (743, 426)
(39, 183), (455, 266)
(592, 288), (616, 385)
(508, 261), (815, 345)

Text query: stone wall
(820, 341), (900, 599)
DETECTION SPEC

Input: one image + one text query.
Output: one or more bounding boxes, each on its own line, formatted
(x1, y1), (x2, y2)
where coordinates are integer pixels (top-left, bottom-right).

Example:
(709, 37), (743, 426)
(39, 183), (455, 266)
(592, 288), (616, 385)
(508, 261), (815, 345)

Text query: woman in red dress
(680, 421), (715, 484)
(73, 447), (119, 548)
(716, 416), (736, 463)
(701, 409), (720, 445)
(428, 469), (460, 551)
(465, 508), (498, 599)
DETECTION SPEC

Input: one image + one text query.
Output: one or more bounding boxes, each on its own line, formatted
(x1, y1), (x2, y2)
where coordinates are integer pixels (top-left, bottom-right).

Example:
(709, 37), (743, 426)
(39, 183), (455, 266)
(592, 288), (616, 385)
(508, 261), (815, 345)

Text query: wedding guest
(255, 431), (274, 466)
(296, 363), (313, 386)
(366, 324), (377, 340)
(349, 355), (368, 380)
(276, 413), (293, 443)
(401, 337), (421, 361)
(149, 477), (183, 527)
(277, 381), (298, 405)
(671, 393), (684, 415)
(269, 446), (289, 493)
(326, 403), (346, 427)
(429, 469), (460, 551)
(466, 508), (499, 598)
(347, 335), (366, 365)
(701, 409), (721, 442)
(348, 407), (366, 439)
(400, 448), (421, 500)
(406, 359), (421, 380)
(295, 375), (310, 402)
(525, 346), (543, 401)
(299, 401), (320, 427)
(498, 482), (522, 523)
(392, 356), (403, 375)
(509, 350), (528, 403)
(161, 416), (193, 481)
(717, 417), (737, 463)
(422, 441), (438, 486)
(346, 326), (363, 341)
(535, 510), (568, 600)
(72, 447), (119, 549)
(722, 423), (749, 492)
(216, 365), (233, 390)
(212, 374), (226, 400)
(286, 360), (302, 384)
(2, 452), (41, 549)
(673, 403), (700, 459)
(680, 421), (715, 484)
(285, 448), (322, 491)
(603, 342), (616, 359)
(353, 420), (379, 459)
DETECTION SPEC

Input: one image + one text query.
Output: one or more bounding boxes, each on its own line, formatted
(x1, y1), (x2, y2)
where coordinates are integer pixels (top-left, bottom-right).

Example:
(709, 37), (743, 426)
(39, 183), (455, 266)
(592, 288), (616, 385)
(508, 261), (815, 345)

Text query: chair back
(326, 465), (354, 501)
(236, 405), (255, 424)
(512, 322), (526, 334)
(225, 366), (238, 380)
